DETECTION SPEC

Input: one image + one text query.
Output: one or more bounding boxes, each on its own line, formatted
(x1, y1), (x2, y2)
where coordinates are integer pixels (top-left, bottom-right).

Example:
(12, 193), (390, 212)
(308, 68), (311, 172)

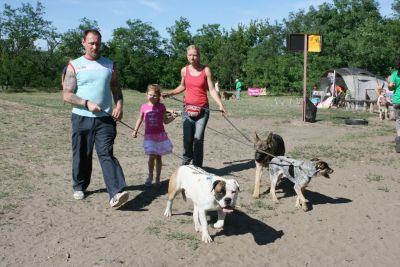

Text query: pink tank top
(140, 103), (166, 135)
(184, 66), (208, 107)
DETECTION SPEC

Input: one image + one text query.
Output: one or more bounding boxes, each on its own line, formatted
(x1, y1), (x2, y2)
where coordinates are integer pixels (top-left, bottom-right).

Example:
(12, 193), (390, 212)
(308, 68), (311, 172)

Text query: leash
(101, 107), (281, 164)
(100, 109), (210, 173)
(166, 95), (252, 143)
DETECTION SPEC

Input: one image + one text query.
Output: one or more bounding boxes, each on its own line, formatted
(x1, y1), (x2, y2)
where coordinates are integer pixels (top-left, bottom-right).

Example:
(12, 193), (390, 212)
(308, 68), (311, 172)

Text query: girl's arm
(163, 109), (178, 124)
(132, 112), (144, 138)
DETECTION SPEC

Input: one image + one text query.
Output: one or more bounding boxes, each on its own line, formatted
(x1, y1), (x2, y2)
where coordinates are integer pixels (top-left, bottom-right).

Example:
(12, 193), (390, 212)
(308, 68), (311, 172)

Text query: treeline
(1, 0), (400, 93)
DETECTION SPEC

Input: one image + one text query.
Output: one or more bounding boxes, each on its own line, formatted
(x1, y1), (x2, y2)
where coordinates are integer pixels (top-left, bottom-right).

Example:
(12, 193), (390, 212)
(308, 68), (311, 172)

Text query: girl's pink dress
(140, 102), (173, 155)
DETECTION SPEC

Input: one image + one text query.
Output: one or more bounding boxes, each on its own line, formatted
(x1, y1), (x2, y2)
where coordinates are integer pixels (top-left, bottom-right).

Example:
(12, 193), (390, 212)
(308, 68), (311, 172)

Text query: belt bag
(185, 104), (203, 117)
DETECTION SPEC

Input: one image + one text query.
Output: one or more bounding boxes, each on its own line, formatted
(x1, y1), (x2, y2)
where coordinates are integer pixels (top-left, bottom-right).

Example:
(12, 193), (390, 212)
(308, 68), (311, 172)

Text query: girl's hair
(147, 84), (161, 96)
(186, 44), (200, 56)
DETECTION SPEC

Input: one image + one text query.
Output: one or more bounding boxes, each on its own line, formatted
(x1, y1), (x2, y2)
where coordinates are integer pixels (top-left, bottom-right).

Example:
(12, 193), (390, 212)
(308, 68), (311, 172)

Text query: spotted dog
(253, 132), (285, 198)
(269, 156), (333, 211)
(164, 165), (240, 243)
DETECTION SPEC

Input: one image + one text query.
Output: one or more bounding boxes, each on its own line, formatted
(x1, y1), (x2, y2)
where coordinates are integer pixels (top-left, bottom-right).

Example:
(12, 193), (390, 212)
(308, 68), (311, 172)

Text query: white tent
(319, 68), (387, 106)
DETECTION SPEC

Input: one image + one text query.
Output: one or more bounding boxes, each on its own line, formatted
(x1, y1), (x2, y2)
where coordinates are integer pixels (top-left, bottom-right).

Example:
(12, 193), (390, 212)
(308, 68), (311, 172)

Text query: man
(63, 29), (129, 207)
(388, 58), (400, 153)
(235, 79), (242, 100)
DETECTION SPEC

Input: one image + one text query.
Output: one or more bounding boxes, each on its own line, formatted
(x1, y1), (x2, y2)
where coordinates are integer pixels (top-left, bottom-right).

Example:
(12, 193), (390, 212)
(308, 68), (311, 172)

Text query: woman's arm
(205, 67), (226, 115)
(162, 67), (186, 98)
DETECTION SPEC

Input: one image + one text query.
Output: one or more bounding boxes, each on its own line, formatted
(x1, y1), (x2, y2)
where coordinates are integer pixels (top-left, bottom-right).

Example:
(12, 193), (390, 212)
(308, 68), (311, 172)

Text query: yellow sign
(308, 34), (322, 52)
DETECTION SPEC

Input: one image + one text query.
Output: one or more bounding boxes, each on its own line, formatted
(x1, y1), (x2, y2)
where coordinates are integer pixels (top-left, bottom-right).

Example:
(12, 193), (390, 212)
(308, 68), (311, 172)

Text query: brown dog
(253, 132), (285, 198)
(222, 91), (235, 100)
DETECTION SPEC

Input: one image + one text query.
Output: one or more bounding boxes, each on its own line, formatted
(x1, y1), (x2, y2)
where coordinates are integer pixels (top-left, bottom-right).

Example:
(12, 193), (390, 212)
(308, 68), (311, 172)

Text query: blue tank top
(70, 56), (113, 117)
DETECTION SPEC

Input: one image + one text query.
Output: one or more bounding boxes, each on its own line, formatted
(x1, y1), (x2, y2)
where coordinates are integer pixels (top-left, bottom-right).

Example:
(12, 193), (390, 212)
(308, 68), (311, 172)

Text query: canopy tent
(319, 68), (387, 105)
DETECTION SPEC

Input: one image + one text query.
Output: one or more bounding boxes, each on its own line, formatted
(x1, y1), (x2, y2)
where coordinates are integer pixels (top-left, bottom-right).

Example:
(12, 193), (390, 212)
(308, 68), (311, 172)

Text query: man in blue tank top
(63, 29), (129, 207)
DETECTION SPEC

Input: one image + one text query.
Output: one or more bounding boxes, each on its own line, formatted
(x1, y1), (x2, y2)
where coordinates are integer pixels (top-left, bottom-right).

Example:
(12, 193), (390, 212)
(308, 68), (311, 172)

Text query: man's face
(82, 32), (101, 60)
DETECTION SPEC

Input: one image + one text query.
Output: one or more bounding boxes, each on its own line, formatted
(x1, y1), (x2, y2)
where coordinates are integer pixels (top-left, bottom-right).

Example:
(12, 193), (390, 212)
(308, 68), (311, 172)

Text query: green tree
(0, 1), (58, 89)
(161, 17), (193, 89)
(108, 19), (165, 90)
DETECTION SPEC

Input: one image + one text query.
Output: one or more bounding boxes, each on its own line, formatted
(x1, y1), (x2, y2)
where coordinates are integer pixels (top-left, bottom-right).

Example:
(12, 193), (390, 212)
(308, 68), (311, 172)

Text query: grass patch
(1, 91), (378, 124)
(0, 203), (19, 214)
(289, 144), (360, 162)
(166, 231), (200, 250)
(377, 186), (389, 192)
(0, 192), (9, 199)
(366, 174), (384, 182)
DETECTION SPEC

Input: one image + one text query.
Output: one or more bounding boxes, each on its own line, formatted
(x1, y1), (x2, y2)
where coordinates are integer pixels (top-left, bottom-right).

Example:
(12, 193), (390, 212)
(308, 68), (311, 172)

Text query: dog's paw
(301, 203), (309, 212)
(272, 198), (279, 203)
(163, 209), (172, 217)
(202, 233), (213, 243)
(195, 225), (201, 232)
(212, 221), (224, 229)
(252, 192), (260, 199)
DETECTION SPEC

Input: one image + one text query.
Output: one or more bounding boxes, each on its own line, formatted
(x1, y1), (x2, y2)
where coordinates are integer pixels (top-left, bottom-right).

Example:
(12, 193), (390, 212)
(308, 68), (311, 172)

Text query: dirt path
(1, 98), (399, 267)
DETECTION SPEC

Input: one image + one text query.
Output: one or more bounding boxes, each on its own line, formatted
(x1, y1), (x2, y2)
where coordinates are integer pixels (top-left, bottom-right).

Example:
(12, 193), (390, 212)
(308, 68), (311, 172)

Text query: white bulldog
(164, 165), (240, 243)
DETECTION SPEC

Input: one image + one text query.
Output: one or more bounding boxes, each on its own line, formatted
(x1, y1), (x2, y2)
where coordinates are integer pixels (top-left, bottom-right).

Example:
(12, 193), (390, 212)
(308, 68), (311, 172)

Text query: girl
(132, 84), (177, 187)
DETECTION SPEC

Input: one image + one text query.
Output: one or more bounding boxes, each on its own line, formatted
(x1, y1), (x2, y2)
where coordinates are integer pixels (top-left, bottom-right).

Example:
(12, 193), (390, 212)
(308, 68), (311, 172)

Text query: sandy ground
(1, 97), (400, 267)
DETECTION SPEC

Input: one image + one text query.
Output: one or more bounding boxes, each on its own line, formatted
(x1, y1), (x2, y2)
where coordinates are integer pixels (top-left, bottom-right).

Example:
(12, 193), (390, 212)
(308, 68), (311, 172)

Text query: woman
(163, 44), (226, 167)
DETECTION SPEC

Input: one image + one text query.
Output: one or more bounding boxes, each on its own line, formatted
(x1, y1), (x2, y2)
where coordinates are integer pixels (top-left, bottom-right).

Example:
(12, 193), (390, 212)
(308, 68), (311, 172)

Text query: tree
(0, 1), (58, 89)
(161, 17), (193, 88)
(108, 19), (165, 90)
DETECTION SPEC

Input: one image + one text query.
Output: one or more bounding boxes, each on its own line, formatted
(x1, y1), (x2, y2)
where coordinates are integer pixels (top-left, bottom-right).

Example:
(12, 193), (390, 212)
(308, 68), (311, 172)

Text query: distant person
(376, 85), (389, 120)
(332, 85), (344, 107)
(63, 29), (129, 207)
(132, 84), (177, 187)
(235, 79), (242, 100)
(388, 58), (400, 153)
(162, 44), (226, 167)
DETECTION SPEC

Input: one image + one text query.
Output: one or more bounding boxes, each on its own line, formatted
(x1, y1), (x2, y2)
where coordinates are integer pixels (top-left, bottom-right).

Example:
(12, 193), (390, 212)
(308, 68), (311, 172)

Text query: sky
(2, 0), (395, 41)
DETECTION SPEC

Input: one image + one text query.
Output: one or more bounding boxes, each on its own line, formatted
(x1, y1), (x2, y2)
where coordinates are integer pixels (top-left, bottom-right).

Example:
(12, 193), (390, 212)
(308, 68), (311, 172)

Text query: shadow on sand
(213, 210), (284, 245)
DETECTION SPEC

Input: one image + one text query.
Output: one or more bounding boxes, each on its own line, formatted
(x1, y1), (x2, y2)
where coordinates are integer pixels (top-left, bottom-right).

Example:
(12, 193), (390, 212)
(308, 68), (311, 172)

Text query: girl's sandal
(144, 178), (152, 187)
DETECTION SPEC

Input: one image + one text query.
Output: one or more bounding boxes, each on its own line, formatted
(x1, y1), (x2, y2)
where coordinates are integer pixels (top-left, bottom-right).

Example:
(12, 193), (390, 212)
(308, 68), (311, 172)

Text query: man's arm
(111, 69), (123, 120)
(63, 66), (85, 107)
(63, 65), (101, 112)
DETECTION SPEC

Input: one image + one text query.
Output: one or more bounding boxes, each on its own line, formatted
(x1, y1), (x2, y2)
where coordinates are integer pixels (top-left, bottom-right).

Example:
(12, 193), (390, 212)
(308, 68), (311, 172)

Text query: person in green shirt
(235, 79), (242, 100)
(388, 58), (400, 153)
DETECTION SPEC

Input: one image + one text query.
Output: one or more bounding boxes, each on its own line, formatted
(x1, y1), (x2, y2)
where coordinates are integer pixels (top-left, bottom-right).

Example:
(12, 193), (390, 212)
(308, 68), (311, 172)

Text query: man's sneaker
(73, 191), (84, 200)
(109, 191), (129, 208)
(395, 136), (400, 153)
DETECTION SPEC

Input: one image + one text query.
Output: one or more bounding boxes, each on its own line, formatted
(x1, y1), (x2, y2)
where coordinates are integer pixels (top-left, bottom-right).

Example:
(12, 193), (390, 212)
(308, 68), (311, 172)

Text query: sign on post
(287, 33), (323, 121)
(287, 33), (322, 52)
(307, 34), (322, 52)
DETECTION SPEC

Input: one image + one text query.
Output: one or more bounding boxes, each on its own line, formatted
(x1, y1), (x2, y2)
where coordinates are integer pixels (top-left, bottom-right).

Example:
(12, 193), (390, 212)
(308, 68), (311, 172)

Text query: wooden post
(303, 34), (308, 122)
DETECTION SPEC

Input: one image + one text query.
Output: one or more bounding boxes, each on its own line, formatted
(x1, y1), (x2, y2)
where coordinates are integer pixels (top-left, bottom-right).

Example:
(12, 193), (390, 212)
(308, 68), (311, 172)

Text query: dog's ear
(212, 180), (226, 193)
(234, 180), (241, 192)
(311, 157), (320, 162)
(266, 132), (273, 144)
(254, 132), (260, 143)
(315, 161), (325, 170)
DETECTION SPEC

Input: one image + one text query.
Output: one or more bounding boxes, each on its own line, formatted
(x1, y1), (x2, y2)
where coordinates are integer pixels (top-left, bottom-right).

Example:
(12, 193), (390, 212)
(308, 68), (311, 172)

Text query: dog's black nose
(224, 198), (232, 205)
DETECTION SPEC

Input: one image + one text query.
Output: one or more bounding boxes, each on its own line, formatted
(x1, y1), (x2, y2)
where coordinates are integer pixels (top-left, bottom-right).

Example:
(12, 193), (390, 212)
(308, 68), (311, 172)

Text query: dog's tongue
(222, 207), (234, 213)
